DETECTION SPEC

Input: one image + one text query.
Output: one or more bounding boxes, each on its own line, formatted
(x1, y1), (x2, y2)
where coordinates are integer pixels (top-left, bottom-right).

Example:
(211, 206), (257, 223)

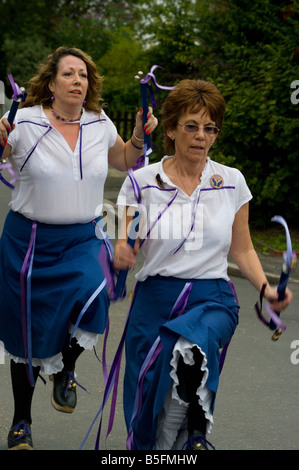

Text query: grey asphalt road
(0, 170), (298, 451)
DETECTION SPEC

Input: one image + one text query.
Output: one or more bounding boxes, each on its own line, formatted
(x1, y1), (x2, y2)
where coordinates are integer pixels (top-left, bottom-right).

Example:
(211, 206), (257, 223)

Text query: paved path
(0, 169), (298, 451)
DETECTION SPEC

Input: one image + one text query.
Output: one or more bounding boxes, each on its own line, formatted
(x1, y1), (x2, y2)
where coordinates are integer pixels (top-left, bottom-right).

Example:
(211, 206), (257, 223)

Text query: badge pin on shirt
(210, 174), (224, 189)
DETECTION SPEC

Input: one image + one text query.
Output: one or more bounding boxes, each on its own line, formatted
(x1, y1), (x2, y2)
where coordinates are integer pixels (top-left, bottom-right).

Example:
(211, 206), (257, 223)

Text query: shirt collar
(159, 155), (211, 190)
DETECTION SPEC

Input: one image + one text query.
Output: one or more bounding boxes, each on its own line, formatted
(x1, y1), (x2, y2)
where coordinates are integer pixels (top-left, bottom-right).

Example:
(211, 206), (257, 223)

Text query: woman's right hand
(113, 240), (139, 271)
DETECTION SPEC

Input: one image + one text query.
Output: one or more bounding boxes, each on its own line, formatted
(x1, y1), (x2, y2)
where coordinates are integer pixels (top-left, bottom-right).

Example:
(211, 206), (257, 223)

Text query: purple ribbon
(139, 188), (179, 249)
(255, 215), (296, 336)
(78, 119), (105, 179)
(0, 74), (26, 187)
(65, 370), (90, 398)
(79, 283), (141, 450)
(128, 168), (142, 203)
(126, 282), (193, 450)
(8, 74), (24, 101)
(70, 219), (115, 343)
(20, 221), (37, 387)
(140, 65), (175, 108)
(0, 162), (17, 189)
(20, 125), (52, 172)
(272, 215), (294, 269)
(219, 281), (239, 374)
(136, 65), (174, 167)
(69, 278), (107, 345)
(255, 284), (287, 331)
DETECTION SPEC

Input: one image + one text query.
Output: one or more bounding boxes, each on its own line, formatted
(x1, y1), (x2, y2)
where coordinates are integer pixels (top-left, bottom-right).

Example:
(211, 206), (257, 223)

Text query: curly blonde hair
(162, 79), (225, 155)
(21, 46), (104, 114)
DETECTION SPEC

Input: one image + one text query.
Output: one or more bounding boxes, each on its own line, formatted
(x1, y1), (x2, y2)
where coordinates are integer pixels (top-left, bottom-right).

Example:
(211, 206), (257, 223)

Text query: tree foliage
(0, 0), (298, 226)
(136, 0), (299, 226)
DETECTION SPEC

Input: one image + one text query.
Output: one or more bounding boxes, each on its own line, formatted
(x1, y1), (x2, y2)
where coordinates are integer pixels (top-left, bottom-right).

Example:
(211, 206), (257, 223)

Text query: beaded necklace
(51, 107), (82, 123)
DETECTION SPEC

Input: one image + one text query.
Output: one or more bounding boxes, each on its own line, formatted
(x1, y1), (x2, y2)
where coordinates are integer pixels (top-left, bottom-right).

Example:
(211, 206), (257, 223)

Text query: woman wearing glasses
(114, 79), (293, 450)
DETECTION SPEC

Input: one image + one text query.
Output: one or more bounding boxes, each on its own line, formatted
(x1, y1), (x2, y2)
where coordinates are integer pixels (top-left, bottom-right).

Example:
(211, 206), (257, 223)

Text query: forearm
(231, 247), (269, 291)
(108, 108), (157, 171)
(124, 127), (145, 170)
(114, 206), (140, 270)
(232, 246), (293, 311)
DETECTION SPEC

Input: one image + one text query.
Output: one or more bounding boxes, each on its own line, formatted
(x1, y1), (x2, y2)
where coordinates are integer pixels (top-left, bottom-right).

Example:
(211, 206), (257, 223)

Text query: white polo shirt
(117, 156), (252, 281)
(6, 105), (117, 224)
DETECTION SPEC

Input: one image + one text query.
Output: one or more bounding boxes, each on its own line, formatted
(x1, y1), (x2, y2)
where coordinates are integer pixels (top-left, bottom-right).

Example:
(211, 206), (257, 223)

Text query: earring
(51, 95), (55, 102)
(83, 100), (86, 106)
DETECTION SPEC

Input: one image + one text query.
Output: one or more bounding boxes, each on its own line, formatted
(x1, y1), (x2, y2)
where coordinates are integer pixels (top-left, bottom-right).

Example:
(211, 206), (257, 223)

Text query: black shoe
(8, 421), (33, 450)
(50, 369), (77, 413)
(182, 435), (215, 450)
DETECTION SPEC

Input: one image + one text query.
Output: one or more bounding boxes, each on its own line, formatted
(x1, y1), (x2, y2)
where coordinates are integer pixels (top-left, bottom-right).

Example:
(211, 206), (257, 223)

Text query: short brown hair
(162, 79), (225, 154)
(21, 46), (103, 114)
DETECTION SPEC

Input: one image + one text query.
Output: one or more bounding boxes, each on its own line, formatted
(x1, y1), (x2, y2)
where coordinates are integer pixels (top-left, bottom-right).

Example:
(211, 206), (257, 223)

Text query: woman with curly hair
(0, 46), (157, 450)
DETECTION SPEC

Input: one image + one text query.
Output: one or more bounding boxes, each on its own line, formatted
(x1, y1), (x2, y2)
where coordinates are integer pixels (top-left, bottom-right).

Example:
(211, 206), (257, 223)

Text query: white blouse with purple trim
(117, 156), (252, 282)
(6, 105), (117, 224)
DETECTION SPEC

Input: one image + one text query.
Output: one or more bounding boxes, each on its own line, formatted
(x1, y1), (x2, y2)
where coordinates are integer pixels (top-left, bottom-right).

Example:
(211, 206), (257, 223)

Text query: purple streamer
(0, 162), (17, 189)
(126, 282), (193, 450)
(65, 371), (90, 398)
(20, 221), (37, 387)
(78, 119), (105, 179)
(79, 283), (141, 450)
(0, 162), (17, 184)
(172, 186), (235, 254)
(140, 65), (175, 92)
(255, 291), (287, 331)
(8, 74), (24, 101)
(20, 125), (52, 172)
(172, 189), (201, 254)
(255, 216), (295, 334)
(128, 168), (142, 203)
(69, 279), (106, 344)
(218, 280), (239, 374)
(272, 215), (293, 270)
(126, 170), (235, 252)
(139, 189), (179, 249)
(265, 305), (287, 331)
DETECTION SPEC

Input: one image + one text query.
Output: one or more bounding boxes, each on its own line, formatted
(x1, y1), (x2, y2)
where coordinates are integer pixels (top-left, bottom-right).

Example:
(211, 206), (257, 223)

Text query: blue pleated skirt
(124, 275), (239, 450)
(0, 210), (110, 360)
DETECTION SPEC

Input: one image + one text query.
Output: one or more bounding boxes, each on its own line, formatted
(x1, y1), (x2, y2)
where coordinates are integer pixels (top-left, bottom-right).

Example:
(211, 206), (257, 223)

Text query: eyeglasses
(177, 123), (219, 135)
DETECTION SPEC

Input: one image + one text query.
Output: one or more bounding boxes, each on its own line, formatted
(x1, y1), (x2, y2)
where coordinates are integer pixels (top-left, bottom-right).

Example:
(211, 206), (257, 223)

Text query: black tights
(10, 335), (84, 426)
(10, 360), (40, 426)
(176, 347), (207, 437)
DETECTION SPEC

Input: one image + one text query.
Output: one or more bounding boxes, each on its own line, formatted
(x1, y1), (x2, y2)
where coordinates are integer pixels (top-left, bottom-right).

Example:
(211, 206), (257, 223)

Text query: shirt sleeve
(117, 174), (140, 210)
(235, 169), (253, 213)
(101, 110), (117, 149)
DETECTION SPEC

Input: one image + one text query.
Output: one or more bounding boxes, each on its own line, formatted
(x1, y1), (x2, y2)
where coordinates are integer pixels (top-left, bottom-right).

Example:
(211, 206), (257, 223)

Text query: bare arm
(113, 206), (140, 270)
(108, 107), (158, 171)
(230, 203), (293, 310)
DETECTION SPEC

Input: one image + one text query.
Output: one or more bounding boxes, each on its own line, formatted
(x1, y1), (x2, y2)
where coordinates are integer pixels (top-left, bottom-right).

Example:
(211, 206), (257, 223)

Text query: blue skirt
(124, 275), (239, 450)
(0, 210), (110, 360)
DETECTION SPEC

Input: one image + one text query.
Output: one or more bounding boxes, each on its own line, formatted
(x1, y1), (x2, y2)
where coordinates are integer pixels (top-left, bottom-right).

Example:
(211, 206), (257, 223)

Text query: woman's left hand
(113, 240), (139, 271)
(134, 107), (158, 139)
